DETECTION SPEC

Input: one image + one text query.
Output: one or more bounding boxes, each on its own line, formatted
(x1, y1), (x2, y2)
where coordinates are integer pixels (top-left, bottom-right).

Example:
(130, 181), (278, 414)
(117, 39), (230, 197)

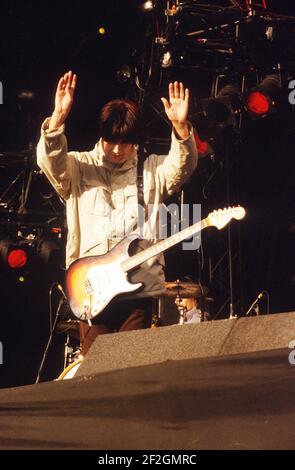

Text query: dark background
(1, 0), (295, 387)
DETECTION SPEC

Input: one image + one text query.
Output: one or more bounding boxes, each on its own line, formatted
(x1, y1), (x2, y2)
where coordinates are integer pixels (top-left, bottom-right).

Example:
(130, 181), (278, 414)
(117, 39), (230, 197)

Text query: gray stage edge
(76, 311), (295, 377)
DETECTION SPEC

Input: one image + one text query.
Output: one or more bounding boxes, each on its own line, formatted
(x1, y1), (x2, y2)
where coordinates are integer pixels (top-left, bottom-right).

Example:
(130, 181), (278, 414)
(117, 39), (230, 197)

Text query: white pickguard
(84, 261), (142, 319)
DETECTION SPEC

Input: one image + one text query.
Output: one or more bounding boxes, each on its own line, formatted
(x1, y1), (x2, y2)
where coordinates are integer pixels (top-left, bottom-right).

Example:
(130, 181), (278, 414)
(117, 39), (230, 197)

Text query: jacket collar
(92, 139), (138, 173)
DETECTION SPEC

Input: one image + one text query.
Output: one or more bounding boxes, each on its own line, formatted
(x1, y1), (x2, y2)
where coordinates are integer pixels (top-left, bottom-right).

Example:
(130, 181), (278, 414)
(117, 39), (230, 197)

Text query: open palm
(161, 82), (189, 125)
(54, 71), (77, 119)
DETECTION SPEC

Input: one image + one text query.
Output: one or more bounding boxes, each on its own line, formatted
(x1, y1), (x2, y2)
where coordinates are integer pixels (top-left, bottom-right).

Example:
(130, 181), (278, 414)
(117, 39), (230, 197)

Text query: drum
(56, 359), (83, 380)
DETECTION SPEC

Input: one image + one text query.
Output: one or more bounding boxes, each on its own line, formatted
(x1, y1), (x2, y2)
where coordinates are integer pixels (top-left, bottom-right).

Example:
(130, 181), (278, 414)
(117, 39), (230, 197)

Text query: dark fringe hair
(98, 99), (142, 144)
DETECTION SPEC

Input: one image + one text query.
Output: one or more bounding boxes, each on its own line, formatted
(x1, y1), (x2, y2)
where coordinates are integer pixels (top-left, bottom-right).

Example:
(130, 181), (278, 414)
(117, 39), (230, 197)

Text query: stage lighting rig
(201, 83), (241, 128)
(0, 237), (33, 270)
(146, 1), (295, 74)
(244, 73), (281, 118)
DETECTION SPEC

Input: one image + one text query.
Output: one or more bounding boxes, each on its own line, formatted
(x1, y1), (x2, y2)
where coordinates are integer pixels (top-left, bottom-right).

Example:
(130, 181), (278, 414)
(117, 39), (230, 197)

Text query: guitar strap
(134, 143), (148, 238)
(117, 144), (147, 239)
(85, 146), (147, 256)
(136, 143), (145, 210)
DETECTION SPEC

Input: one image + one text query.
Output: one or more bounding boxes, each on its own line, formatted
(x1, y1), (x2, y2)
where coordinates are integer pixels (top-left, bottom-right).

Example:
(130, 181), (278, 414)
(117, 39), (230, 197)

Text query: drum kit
(159, 280), (213, 325)
(57, 280), (211, 338)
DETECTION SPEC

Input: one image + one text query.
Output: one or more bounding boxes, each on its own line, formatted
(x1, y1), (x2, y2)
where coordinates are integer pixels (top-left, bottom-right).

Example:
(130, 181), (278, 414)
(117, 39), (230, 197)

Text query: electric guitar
(66, 206), (246, 320)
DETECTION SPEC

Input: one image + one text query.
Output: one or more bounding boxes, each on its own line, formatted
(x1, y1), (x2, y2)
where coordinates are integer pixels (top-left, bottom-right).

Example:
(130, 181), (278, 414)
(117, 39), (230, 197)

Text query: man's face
(175, 297), (197, 311)
(102, 140), (135, 165)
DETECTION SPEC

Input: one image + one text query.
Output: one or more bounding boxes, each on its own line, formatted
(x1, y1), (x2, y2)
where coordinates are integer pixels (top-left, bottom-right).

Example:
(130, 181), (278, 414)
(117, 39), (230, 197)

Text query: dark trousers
(79, 298), (153, 355)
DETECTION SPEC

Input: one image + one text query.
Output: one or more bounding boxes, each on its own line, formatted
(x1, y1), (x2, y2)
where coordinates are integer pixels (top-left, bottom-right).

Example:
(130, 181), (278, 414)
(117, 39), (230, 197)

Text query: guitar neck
(122, 217), (209, 272)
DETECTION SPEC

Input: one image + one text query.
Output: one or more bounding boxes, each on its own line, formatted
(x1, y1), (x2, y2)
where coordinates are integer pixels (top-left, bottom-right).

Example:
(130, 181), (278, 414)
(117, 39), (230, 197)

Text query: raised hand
(49, 71), (77, 130)
(161, 81), (189, 139)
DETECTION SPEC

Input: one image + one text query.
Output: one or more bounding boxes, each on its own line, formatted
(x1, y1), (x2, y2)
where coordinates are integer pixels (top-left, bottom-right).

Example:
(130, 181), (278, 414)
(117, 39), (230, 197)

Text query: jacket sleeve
(155, 123), (198, 197)
(36, 117), (73, 200)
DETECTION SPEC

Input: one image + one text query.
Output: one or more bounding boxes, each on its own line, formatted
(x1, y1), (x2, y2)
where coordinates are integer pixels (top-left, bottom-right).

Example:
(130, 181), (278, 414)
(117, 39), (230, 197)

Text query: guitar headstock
(206, 206), (246, 230)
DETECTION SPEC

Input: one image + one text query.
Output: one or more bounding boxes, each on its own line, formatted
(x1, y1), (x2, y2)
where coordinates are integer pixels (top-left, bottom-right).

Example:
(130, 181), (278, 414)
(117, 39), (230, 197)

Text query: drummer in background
(175, 297), (211, 323)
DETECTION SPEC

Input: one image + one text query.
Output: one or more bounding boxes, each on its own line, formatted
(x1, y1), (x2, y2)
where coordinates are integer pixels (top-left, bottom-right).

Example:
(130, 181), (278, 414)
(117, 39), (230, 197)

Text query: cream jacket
(37, 118), (198, 297)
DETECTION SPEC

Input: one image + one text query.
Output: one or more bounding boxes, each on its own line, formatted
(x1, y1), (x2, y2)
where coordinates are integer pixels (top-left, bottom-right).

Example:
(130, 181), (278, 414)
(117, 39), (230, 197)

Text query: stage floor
(0, 348), (294, 450)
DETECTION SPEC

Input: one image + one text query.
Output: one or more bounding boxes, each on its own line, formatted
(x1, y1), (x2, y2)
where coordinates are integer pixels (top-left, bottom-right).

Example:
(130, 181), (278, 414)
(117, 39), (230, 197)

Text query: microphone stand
(245, 292), (264, 316)
(35, 296), (64, 384)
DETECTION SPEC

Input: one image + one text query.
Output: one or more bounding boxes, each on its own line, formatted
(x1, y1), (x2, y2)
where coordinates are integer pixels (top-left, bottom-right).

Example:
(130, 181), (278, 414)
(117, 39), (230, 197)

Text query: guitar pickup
(84, 278), (93, 295)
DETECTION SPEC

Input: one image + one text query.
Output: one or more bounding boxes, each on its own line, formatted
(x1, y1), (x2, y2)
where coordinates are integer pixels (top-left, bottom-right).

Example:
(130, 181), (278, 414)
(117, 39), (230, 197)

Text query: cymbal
(57, 320), (80, 339)
(164, 281), (209, 298)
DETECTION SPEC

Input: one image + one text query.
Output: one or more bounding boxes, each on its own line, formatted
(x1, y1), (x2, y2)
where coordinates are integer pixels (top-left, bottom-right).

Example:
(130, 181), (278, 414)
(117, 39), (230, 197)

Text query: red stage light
(194, 133), (208, 155)
(246, 91), (270, 116)
(245, 74), (281, 119)
(7, 249), (28, 269)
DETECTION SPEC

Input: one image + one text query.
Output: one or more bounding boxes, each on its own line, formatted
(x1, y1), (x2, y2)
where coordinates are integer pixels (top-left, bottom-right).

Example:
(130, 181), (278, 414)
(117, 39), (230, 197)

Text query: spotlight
(0, 239), (28, 269)
(116, 64), (132, 84)
(7, 249), (27, 269)
(161, 51), (172, 68)
(244, 74), (281, 119)
(139, 1), (154, 12)
(194, 131), (214, 159)
(98, 27), (106, 36)
(201, 84), (240, 128)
